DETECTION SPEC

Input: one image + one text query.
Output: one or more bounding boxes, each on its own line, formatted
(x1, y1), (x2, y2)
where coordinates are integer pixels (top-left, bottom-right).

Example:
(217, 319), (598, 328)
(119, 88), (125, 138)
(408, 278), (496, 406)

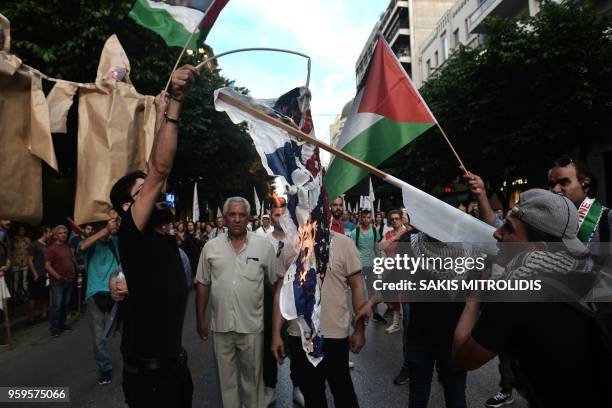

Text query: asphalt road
(0, 292), (527, 408)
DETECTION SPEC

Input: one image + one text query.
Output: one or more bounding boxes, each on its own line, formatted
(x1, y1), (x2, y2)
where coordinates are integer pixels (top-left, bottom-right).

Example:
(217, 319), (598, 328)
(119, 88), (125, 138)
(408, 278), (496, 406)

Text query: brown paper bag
(70, 35), (155, 224)
(0, 19), (57, 225)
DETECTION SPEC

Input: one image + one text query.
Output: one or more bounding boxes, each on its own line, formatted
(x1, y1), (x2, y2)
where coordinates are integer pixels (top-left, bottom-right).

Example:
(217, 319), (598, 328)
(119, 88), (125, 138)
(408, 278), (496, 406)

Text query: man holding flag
(109, 65), (197, 408)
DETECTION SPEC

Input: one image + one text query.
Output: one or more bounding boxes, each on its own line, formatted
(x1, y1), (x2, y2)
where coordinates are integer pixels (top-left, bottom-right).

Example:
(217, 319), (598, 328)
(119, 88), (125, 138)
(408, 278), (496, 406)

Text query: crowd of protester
(0, 157), (609, 408)
(1, 62), (610, 408)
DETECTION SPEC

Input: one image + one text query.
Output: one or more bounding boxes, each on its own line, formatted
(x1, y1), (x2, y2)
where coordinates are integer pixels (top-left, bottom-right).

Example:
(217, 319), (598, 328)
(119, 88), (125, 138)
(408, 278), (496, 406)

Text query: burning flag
(215, 86), (331, 366)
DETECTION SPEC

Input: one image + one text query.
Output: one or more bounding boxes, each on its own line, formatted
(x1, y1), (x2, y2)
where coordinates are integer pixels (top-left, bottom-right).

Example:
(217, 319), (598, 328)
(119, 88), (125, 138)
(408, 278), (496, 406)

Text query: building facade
(355, 0), (455, 87)
(417, 0), (480, 86)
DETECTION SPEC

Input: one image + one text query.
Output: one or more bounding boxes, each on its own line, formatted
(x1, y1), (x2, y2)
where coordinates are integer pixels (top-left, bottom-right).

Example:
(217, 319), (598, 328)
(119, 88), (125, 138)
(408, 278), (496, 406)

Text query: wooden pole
(2, 298), (12, 349)
(164, 28), (199, 92)
(216, 92), (389, 180)
(435, 123), (468, 173)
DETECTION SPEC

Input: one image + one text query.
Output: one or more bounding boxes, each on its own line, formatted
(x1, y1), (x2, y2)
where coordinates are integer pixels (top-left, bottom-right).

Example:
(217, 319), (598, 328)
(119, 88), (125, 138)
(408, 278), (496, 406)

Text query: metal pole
(195, 48), (311, 89)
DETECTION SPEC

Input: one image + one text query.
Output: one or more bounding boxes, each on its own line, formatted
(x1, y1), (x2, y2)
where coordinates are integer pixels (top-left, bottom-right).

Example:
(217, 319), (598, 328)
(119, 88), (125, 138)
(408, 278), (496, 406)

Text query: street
(0, 291), (527, 408)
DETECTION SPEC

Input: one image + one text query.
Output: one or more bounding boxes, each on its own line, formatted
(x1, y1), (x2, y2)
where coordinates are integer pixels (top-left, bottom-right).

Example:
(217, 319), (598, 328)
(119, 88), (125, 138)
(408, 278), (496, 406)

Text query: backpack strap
(355, 226), (360, 247)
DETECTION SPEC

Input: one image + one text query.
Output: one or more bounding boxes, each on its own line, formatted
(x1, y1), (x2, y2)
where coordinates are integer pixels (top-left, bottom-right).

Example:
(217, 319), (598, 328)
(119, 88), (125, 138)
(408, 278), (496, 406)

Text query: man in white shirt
(255, 214), (274, 238)
(195, 197), (278, 408)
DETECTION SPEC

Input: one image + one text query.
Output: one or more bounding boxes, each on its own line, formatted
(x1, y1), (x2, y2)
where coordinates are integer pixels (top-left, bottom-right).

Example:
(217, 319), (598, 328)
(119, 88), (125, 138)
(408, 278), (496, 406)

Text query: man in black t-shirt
(453, 189), (607, 407)
(108, 65), (197, 408)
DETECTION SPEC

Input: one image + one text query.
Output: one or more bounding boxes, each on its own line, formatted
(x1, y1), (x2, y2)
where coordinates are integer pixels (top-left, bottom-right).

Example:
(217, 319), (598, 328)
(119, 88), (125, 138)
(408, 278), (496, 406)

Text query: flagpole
(215, 92), (418, 196)
(436, 124), (467, 172)
(376, 33), (468, 174)
(217, 92), (388, 180)
(164, 28), (199, 92)
(215, 92), (498, 247)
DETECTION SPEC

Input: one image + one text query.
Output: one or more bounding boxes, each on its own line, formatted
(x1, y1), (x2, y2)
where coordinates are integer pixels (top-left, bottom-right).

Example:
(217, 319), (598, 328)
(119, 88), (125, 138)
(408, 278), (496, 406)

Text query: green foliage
(3, 0), (270, 217)
(382, 0), (612, 195)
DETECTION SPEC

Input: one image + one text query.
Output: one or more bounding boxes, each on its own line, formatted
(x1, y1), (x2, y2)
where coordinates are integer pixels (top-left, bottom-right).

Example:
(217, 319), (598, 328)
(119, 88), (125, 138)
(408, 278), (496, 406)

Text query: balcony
(386, 19), (410, 47)
(468, 0), (528, 33)
(395, 47), (411, 63)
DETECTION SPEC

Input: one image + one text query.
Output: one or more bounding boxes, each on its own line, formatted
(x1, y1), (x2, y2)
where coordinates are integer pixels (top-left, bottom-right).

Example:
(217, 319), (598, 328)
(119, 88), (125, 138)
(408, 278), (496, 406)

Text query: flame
(297, 220), (317, 284)
(270, 192), (286, 208)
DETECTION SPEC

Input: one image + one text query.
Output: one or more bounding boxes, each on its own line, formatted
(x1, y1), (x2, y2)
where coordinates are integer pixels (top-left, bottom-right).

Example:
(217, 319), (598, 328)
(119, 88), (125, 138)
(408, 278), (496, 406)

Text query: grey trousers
(212, 331), (264, 408)
(86, 297), (113, 376)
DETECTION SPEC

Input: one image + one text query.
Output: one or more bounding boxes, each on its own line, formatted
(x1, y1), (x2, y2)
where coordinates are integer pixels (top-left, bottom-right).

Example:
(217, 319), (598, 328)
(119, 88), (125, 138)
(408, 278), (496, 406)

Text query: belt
(124, 348), (187, 373)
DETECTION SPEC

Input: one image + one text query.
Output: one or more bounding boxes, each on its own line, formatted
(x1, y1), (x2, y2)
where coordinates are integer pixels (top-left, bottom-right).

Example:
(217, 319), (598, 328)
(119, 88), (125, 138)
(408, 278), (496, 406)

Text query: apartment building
(355, 0), (455, 87)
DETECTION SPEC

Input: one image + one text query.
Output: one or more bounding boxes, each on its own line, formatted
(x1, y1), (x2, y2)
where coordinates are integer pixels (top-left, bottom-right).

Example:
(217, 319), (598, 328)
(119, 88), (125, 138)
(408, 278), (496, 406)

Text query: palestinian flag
(129, 0), (229, 49)
(325, 34), (436, 200)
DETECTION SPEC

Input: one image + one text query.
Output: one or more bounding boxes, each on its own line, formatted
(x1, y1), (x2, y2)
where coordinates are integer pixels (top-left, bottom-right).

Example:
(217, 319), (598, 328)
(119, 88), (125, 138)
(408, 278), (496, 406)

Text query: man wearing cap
(212, 216), (227, 238)
(463, 158), (611, 248)
(453, 189), (606, 407)
(256, 214), (274, 238)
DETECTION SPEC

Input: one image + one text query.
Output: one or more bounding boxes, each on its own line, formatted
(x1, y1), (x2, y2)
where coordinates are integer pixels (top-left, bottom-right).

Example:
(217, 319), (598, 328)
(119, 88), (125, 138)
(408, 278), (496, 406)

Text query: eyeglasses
(390, 217), (400, 221)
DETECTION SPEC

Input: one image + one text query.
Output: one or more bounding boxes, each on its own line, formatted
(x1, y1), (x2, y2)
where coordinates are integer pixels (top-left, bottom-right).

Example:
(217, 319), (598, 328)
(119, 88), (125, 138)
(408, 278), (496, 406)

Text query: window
(453, 28), (460, 47)
(434, 51), (439, 67)
(426, 59), (431, 76)
(442, 36), (449, 61)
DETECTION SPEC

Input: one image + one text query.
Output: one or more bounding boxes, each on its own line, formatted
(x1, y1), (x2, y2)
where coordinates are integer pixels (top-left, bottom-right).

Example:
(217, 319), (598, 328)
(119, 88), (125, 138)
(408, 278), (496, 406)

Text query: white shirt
(196, 231), (278, 333)
(255, 225), (273, 238)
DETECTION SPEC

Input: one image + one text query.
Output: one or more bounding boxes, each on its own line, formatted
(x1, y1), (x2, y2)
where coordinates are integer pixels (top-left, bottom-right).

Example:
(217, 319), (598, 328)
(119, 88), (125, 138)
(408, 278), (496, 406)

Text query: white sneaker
(385, 310), (401, 333)
(293, 386), (305, 407)
(385, 321), (401, 333)
(348, 360), (355, 369)
(264, 386), (276, 406)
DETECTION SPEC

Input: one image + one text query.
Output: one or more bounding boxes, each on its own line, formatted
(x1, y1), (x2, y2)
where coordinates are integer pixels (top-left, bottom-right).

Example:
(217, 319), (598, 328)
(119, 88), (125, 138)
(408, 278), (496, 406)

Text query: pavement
(0, 291), (528, 407)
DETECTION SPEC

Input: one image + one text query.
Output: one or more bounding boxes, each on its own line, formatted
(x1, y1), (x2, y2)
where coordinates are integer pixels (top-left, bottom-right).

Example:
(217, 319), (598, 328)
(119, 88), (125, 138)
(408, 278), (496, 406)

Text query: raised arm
(131, 65), (198, 231)
(461, 166), (497, 226)
(79, 218), (116, 252)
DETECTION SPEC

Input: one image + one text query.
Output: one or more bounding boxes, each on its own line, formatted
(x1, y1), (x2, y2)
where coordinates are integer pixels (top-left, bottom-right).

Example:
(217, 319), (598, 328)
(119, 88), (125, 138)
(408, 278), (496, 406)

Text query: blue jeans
(405, 340), (467, 408)
(86, 297), (113, 376)
(50, 281), (74, 332)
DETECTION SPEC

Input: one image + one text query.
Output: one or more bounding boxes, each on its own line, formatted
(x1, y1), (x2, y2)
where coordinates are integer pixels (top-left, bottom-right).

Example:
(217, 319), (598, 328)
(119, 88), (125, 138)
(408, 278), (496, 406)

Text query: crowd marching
(1, 66), (610, 408)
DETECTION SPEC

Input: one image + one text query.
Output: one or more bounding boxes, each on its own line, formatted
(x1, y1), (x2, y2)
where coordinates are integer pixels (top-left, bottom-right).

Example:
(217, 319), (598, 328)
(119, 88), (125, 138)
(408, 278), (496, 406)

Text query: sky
(206, 0), (389, 165)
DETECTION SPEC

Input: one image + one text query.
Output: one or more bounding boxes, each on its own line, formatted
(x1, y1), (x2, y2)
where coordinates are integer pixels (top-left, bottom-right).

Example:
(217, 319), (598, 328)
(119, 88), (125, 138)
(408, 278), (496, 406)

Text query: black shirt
(28, 240), (47, 277)
(406, 302), (464, 350)
(118, 208), (188, 359)
(472, 302), (606, 407)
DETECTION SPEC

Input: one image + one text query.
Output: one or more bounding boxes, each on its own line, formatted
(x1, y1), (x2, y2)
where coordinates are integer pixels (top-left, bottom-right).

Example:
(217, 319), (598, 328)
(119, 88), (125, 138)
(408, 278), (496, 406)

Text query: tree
(379, 0), (612, 203)
(3, 0), (270, 222)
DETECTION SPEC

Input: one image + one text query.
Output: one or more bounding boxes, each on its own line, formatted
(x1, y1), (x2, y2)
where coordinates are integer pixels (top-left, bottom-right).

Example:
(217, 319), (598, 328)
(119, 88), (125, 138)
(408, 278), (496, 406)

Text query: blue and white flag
(214, 86), (331, 366)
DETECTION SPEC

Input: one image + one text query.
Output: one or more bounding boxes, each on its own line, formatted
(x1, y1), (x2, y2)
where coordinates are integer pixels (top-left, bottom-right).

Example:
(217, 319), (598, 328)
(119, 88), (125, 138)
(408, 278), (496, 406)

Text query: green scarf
(576, 197), (603, 243)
